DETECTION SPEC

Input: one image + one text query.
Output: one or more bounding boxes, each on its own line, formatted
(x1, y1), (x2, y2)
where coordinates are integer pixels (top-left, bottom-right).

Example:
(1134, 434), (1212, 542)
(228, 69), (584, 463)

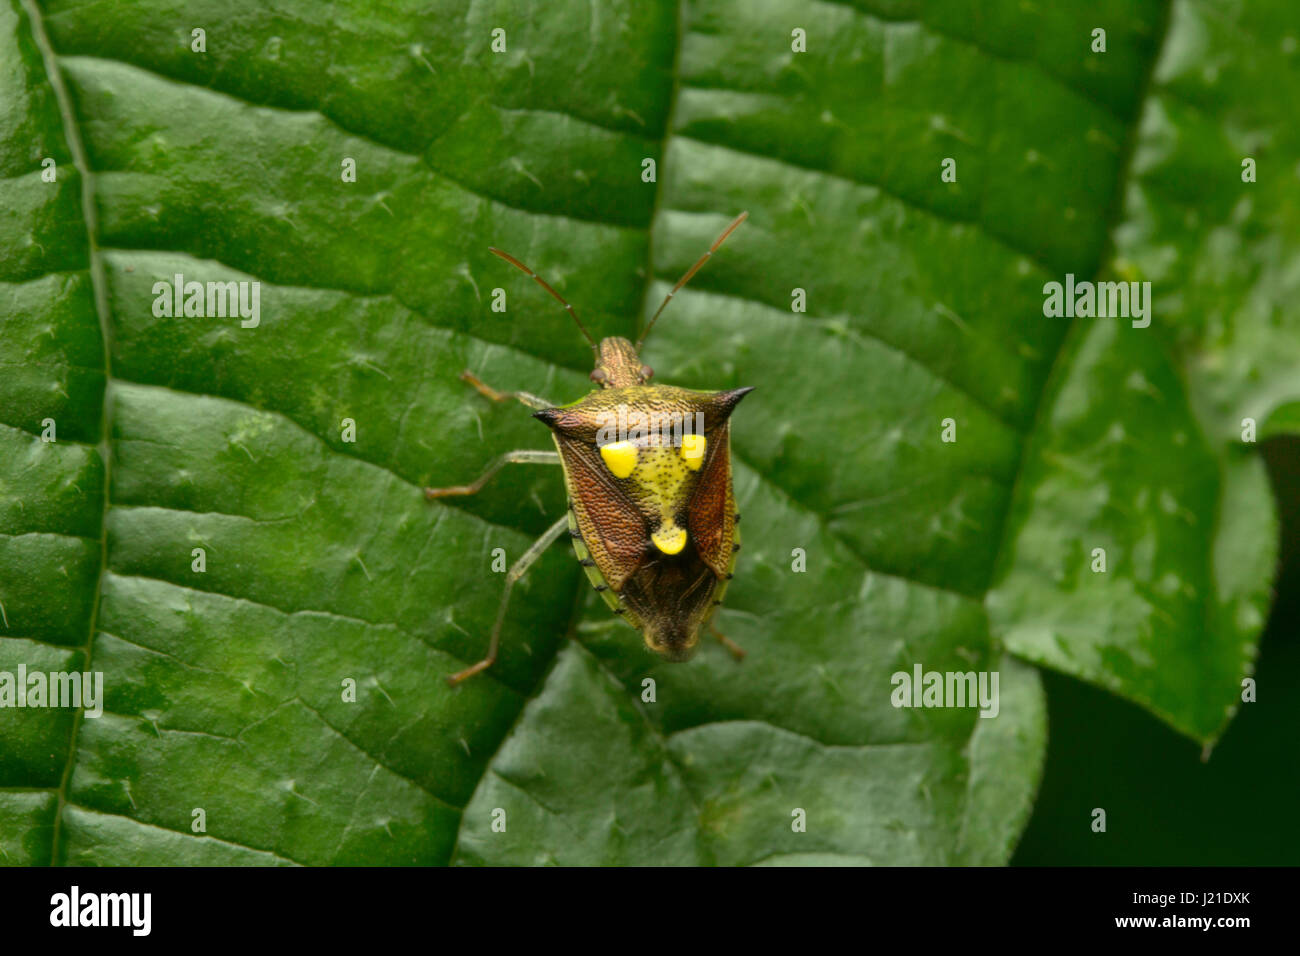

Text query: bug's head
(589, 337), (653, 389)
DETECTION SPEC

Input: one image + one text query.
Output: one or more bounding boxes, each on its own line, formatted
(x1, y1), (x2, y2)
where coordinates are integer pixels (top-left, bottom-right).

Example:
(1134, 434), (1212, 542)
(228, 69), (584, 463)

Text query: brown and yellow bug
(427, 212), (752, 685)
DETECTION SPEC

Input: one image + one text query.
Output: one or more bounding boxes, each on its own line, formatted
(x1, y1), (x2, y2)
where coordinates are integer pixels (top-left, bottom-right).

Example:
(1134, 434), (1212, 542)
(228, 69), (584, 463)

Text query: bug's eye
(590, 368), (607, 383)
(640, 365), (654, 380)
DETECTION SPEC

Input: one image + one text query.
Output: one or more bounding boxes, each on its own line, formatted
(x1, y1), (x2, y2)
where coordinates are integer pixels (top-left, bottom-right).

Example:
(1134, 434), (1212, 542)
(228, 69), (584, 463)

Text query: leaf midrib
(19, 0), (114, 867)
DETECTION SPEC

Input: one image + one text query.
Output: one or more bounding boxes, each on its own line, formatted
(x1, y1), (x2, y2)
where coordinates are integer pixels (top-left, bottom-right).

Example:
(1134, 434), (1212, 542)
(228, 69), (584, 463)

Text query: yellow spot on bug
(681, 433), (706, 470)
(652, 524), (687, 555)
(600, 440), (638, 478)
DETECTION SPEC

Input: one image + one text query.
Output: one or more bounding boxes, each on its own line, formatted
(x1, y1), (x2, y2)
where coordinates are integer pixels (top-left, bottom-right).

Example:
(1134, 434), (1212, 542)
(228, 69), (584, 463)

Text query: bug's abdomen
(708, 509), (739, 613)
(567, 494), (740, 643)
(567, 505), (641, 624)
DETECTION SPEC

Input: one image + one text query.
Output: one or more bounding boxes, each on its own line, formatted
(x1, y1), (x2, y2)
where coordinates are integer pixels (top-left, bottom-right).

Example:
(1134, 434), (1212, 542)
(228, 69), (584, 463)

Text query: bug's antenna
(488, 247), (599, 358)
(636, 211), (748, 351)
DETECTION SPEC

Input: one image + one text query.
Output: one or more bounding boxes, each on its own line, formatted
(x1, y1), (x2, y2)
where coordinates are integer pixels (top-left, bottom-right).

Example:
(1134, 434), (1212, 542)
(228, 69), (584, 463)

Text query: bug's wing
(553, 434), (647, 590)
(686, 422), (737, 579)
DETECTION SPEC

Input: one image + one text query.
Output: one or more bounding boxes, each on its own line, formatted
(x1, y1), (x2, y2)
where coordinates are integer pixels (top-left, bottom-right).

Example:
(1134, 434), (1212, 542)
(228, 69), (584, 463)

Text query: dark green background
(1016, 436), (1299, 865)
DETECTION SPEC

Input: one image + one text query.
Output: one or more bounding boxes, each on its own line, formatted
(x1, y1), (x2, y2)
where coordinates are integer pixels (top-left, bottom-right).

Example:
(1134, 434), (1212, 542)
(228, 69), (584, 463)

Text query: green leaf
(0, 0), (1291, 865)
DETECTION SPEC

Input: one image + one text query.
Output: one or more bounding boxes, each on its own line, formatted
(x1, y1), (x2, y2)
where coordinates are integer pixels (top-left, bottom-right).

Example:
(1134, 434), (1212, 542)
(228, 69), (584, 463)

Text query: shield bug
(427, 212), (752, 685)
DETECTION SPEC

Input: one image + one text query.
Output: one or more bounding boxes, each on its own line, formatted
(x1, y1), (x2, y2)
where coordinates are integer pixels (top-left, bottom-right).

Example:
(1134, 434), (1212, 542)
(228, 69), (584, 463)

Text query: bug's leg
(460, 369), (552, 410)
(707, 619), (747, 662)
(448, 514), (570, 686)
(424, 449), (560, 499)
